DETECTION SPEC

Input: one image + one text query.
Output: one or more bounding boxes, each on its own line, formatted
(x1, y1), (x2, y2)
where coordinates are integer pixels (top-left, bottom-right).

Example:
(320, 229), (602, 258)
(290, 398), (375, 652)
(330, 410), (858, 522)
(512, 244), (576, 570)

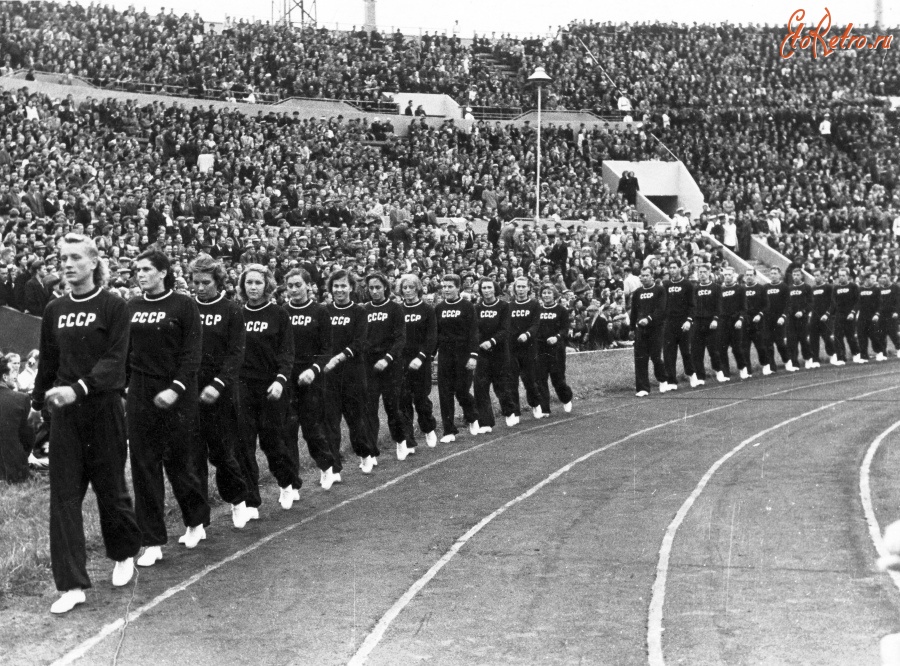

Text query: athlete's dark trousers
(235, 377), (300, 507)
(785, 314), (812, 365)
(323, 361), (376, 464)
(399, 356), (437, 447)
(691, 319), (720, 380)
(437, 348), (477, 435)
(718, 319), (745, 377)
(128, 373), (209, 546)
(879, 317), (900, 354)
(809, 315), (835, 360)
(858, 316), (881, 358)
(743, 316), (768, 370)
(833, 314), (860, 361)
(536, 342), (574, 412)
(509, 339), (540, 415)
(365, 360), (408, 445)
(765, 317), (790, 370)
(634, 323), (665, 393)
(663, 318), (694, 385)
(195, 382), (247, 505)
(49, 392), (141, 591)
(474, 347), (515, 427)
(285, 369), (333, 473)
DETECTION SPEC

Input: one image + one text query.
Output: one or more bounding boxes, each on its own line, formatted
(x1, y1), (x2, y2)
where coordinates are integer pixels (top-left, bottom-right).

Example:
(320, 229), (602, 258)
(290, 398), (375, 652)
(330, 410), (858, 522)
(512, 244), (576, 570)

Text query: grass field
(0, 349), (635, 601)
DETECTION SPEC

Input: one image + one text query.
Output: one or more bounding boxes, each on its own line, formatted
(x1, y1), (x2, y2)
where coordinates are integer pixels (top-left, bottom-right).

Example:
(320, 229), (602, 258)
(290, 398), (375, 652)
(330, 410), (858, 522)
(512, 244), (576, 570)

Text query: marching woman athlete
(189, 254), (252, 529)
(127, 248), (209, 568)
(32, 233), (141, 614)
(283, 268), (339, 490)
(508, 276), (542, 420)
(236, 264), (301, 513)
(474, 278), (515, 432)
(398, 273), (438, 451)
(322, 269), (378, 473)
(363, 273), (409, 460)
(435, 274), (480, 442)
(534, 284), (574, 414)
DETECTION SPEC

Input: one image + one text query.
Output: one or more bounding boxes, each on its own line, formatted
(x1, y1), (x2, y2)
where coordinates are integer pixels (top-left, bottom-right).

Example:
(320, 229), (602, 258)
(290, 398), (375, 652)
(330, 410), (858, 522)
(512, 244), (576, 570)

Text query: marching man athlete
(474, 278), (515, 431)
(189, 254), (252, 529)
(235, 264), (301, 513)
(763, 267), (791, 375)
(398, 273), (438, 452)
(661, 260), (694, 392)
(809, 269), (839, 367)
(832, 267), (859, 365)
(857, 272), (881, 362)
(508, 276), (542, 420)
(876, 273), (900, 359)
(363, 273), (409, 460)
(785, 267), (812, 371)
(688, 264), (719, 387)
(32, 233), (142, 614)
(716, 266), (746, 381)
(742, 268), (768, 375)
(534, 284), (573, 415)
(127, 248), (209, 567)
(435, 274), (480, 442)
(631, 266), (667, 397)
(284, 268), (338, 490)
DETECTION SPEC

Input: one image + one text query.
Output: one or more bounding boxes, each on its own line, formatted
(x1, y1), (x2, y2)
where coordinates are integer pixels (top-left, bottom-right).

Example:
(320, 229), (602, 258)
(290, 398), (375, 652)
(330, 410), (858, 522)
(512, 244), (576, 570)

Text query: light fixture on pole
(527, 66), (552, 224)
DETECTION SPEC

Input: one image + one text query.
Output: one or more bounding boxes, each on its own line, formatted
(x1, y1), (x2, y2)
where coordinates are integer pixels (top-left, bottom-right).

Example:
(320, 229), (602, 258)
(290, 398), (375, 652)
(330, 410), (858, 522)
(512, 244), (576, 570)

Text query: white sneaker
(876, 352), (887, 362)
(830, 355), (845, 366)
(477, 426), (493, 434)
(668, 383), (678, 391)
(232, 502), (251, 529)
(853, 354), (868, 364)
(372, 456), (378, 466)
(182, 525), (206, 549)
(319, 470), (326, 486)
(321, 467), (336, 490)
(247, 507), (259, 521)
(112, 558), (134, 587)
(439, 434), (456, 444)
(804, 359), (815, 369)
(659, 382), (670, 393)
(533, 406), (544, 419)
(51, 589), (86, 614)
(716, 371), (730, 383)
(279, 485), (295, 510)
(762, 364), (773, 376)
(292, 487), (300, 500)
(810, 361), (821, 368)
(332, 472), (342, 484)
(505, 414), (517, 427)
(468, 421), (480, 436)
(396, 441), (411, 461)
(739, 368), (750, 380)
(359, 456), (375, 474)
(425, 431), (438, 447)
(896, 350), (900, 359)
(137, 546), (162, 567)
(563, 401), (573, 412)
(635, 390), (649, 397)
(689, 374), (700, 388)
(785, 361), (799, 373)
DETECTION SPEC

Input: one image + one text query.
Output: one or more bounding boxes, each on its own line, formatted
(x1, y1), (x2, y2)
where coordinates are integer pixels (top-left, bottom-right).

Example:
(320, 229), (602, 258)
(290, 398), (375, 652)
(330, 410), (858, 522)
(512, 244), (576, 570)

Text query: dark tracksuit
(364, 297), (407, 446)
(435, 297), (479, 435)
(631, 283), (667, 393)
(742, 283), (769, 369)
(127, 290), (209, 546)
(877, 284), (900, 353)
(857, 285), (881, 358)
(535, 300), (574, 411)
(237, 302), (299, 507)
(832, 282), (860, 361)
(508, 298), (541, 415)
(689, 281), (720, 380)
(809, 283), (835, 360)
(400, 300), (437, 446)
(323, 301), (375, 463)
(284, 299), (332, 474)
(34, 287), (141, 592)
(717, 283), (746, 376)
(785, 282), (813, 365)
(662, 278), (694, 385)
(475, 298), (515, 426)
(764, 282), (791, 370)
(194, 294), (247, 506)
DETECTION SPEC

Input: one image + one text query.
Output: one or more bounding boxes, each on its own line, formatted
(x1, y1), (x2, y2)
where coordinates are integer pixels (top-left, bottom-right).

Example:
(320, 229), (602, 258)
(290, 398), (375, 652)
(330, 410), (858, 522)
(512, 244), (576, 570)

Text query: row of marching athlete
(33, 234), (573, 615)
(630, 260), (899, 396)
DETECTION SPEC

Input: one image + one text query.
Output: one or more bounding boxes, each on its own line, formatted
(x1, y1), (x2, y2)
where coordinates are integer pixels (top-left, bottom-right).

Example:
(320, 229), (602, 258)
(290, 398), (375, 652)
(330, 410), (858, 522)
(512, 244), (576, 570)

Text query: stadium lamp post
(528, 66), (552, 224)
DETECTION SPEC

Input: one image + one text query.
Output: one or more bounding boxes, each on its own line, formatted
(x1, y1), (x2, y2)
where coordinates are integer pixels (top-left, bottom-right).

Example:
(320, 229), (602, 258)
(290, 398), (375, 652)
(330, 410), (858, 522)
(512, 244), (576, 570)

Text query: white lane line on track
(343, 373), (890, 666)
(860, 419), (900, 594)
(50, 403), (629, 666)
(52, 369), (897, 666)
(646, 383), (899, 666)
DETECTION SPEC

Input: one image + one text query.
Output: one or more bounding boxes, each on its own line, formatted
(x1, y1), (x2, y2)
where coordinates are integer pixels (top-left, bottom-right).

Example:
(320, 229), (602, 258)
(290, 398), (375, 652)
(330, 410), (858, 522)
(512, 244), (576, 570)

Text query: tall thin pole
(535, 84), (541, 223)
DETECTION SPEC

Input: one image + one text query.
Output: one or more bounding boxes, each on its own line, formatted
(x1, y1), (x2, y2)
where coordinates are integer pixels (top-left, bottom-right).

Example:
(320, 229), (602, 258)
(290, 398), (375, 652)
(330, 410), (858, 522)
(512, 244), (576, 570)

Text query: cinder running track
(16, 364), (900, 665)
